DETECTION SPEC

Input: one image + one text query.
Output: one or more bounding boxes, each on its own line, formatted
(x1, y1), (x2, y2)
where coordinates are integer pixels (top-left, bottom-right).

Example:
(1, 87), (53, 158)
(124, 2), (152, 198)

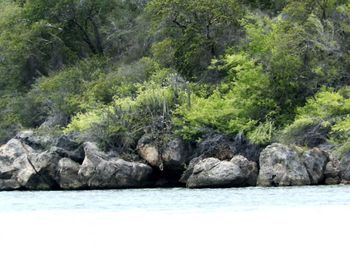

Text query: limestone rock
(57, 158), (83, 190)
(257, 143), (310, 187)
(79, 142), (154, 189)
(186, 157), (257, 188)
(302, 148), (329, 185)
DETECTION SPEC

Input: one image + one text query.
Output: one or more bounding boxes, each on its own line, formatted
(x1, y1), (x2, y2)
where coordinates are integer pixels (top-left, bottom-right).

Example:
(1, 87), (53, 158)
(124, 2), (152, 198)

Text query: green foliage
(3, 0), (350, 151)
(175, 51), (275, 144)
(23, 0), (145, 57)
(247, 121), (275, 145)
(33, 56), (107, 121)
(66, 74), (187, 150)
(0, 94), (22, 143)
(0, 2), (66, 92)
(147, 0), (244, 79)
(281, 87), (350, 147)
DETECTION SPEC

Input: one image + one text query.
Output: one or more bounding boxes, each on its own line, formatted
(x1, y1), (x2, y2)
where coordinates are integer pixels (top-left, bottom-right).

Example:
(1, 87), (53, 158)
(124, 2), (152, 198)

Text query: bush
(281, 87), (350, 147)
(66, 73), (187, 151)
(174, 52), (276, 144)
(0, 94), (22, 143)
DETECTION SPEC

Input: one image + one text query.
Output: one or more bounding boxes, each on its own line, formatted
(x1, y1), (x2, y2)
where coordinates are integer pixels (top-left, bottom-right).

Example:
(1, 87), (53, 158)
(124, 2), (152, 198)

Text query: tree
(23, 0), (145, 57)
(147, 0), (244, 80)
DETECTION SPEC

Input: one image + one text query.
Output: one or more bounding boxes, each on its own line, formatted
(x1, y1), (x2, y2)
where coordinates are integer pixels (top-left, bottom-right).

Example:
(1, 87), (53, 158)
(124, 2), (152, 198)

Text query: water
(1, 185), (350, 213)
(1, 186), (350, 263)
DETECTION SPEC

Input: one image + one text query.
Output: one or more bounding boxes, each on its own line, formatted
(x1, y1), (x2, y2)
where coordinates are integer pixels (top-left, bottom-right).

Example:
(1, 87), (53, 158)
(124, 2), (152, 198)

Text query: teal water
(1, 185), (350, 213)
(1, 186), (350, 263)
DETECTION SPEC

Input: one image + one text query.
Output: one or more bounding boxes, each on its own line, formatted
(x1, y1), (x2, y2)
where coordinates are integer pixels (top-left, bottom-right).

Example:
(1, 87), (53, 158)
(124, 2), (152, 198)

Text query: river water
(1, 186), (350, 263)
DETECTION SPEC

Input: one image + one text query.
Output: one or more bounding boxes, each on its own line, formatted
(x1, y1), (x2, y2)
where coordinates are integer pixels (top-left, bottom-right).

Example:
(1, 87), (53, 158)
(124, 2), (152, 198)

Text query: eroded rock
(186, 156), (258, 188)
(257, 143), (310, 187)
(57, 158), (83, 190)
(79, 142), (154, 189)
(0, 139), (60, 190)
(302, 148), (329, 185)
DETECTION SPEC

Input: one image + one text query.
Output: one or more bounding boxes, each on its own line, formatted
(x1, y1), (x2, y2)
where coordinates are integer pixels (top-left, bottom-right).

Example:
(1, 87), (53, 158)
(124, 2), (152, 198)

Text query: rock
(57, 158), (83, 190)
(16, 131), (84, 162)
(137, 135), (161, 167)
(195, 133), (261, 162)
(257, 143), (310, 187)
(179, 157), (203, 184)
(15, 130), (53, 150)
(294, 124), (330, 148)
(196, 134), (236, 161)
(302, 148), (329, 185)
(0, 139), (60, 190)
(186, 157), (257, 188)
(137, 135), (191, 172)
(79, 142), (154, 189)
(0, 139), (34, 190)
(50, 146), (85, 164)
(231, 155), (258, 186)
(0, 178), (21, 191)
(324, 159), (341, 185)
(21, 150), (60, 190)
(162, 138), (189, 172)
(340, 153), (350, 184)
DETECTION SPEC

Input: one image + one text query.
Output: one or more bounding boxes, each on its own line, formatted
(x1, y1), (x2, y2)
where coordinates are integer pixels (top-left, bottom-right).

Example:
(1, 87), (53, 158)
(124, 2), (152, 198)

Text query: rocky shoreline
(0, 130), (348, 191)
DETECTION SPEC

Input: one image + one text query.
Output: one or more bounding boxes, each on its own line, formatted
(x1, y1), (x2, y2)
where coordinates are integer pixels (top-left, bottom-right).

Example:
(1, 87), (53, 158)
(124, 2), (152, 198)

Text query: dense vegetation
(1, 0), (350, 154)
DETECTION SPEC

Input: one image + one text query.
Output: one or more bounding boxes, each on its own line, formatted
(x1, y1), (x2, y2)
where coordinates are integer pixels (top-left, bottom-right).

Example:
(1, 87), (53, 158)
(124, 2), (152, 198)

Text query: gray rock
(15, 130), (53, 150)
(57, 158), (83, 190)
(79, 142), (154, 189)
(340, 153), (350, 184)
(186, 157), (255, 188)
(302, 148), (329, 184)
(21, 150), (60, 190)
(324, 159), (341, 185)
(137, 135), (191, 172)
(50, 146), (85, 164)
(162, 138), (188, 171)
(179, 157), (202, 184)
(0, 139), (60, 190)
(0, 139), (35, 190)
(137, 135), (161, 167)
(257, 143), (310, 187)
(196, 134), (236, 161)
(231, 155), (258, 186)
(16, 131), (83, 162)
(195, 133), (261, 162)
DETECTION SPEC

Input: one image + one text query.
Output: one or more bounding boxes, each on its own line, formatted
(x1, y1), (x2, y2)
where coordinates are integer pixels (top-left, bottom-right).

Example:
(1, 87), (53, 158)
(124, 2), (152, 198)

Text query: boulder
(179, 157), (203, 185)
(162, 138), (189, 171)
(231, 155), (258, 186)
(50, 145), (85, 164)
(0, 139), (25, 190)
(57, 158), (83, 190)
(137, 135), (191, 172)
(186, 156), (257, 188)
(257, 143), (310, 187)
(324, 159), (341, 185)
(21, 150), (60, 190)
(195, 133), (261, 162)
(0, 139), (60, 190)
(15, 130), (53, 150)
(196, 134), (236, 161)
(16, 131), (84, 162)
(340, 153), (350, 184)
(79, 142), (154, 189)
(302, 148), (329, 185)
(137, 135), (161, 167)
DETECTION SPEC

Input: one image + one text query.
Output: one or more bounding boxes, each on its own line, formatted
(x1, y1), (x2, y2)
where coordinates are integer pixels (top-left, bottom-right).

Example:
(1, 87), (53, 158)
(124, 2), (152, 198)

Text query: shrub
(66, 74), (187, 151)
(281, 87), (350, 147)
